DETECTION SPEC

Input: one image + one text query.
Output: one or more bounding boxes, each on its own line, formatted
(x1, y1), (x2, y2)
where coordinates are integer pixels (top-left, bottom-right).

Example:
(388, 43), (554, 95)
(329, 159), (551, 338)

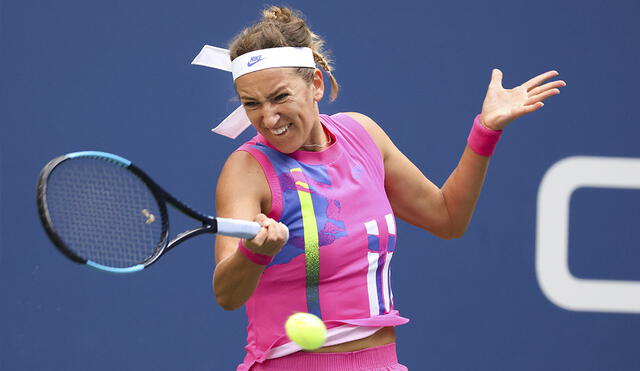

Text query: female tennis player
(205, 6), (564, 370)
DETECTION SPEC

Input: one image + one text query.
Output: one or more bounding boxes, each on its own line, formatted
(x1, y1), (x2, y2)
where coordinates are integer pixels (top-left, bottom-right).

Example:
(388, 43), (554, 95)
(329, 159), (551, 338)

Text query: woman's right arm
(213, 150), (287, 310)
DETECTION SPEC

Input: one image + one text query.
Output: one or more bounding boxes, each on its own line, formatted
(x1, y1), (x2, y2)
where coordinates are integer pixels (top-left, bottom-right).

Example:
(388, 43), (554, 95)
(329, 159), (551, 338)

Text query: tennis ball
(285, 312), (327, 350)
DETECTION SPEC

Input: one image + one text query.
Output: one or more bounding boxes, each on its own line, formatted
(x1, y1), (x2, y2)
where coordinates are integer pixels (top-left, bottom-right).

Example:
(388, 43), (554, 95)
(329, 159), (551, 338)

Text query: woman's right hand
(243, 214), (288, 256)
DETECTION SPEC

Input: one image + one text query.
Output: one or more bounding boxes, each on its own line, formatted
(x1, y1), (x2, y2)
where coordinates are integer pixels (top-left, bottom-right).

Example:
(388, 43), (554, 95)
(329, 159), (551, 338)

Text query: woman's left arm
(347, 69), (565, 239)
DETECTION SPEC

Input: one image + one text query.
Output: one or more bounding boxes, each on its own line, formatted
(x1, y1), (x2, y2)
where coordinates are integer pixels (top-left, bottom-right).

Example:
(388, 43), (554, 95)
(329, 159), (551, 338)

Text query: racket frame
(37, 151), (230, 273)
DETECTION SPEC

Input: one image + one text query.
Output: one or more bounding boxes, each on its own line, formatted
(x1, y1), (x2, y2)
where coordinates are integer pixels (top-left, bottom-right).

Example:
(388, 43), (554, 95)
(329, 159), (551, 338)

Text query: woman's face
(235, 68), (325, 153)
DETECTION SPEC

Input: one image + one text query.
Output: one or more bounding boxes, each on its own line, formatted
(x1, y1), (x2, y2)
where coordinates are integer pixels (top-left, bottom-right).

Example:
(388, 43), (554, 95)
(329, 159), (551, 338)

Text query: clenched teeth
(271, 123), (292, 135)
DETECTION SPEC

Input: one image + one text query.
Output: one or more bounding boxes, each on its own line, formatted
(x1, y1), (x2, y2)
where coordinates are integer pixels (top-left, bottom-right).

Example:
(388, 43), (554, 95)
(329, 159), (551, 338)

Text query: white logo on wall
(536, 156), (640, 314)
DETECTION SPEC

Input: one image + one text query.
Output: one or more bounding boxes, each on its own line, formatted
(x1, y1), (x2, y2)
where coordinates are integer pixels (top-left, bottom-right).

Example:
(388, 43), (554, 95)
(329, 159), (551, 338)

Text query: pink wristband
(467, 114), (503, 157)
(238, 240), (273, 266)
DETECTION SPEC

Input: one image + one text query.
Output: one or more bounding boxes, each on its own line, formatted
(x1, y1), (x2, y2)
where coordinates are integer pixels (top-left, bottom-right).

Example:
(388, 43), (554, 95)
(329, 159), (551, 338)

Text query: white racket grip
(216, 217), (289, 242)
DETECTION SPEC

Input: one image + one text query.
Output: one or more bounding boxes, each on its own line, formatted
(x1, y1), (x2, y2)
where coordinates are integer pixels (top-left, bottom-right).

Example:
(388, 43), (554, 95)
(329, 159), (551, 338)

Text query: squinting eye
(243, 101), (258, 109)
(274, 93), (289, 102)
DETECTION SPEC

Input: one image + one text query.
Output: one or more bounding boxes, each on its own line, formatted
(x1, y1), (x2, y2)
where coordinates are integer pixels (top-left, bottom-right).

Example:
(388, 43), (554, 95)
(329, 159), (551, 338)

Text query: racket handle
(216, 217), (289, 242)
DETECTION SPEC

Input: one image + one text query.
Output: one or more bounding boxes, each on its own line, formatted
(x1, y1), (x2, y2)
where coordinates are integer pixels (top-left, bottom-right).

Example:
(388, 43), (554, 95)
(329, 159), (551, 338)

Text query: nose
(262, 103), (280, 129)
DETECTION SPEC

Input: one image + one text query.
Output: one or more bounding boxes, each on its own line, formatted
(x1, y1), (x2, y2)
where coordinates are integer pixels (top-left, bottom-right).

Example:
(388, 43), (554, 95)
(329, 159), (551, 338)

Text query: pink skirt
(250, 343), (408, 371)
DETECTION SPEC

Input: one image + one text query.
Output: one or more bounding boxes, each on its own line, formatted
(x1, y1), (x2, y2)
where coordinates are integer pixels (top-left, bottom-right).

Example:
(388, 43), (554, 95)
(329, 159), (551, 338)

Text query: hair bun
(262, 6), (294, 23)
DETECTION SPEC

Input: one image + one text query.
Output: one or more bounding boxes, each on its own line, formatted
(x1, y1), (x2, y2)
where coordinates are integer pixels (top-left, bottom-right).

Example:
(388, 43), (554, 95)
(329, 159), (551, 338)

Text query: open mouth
(270, 123), (292, 136)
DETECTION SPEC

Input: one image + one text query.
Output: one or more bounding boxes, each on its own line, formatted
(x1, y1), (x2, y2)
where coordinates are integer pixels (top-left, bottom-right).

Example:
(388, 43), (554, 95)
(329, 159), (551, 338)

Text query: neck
(300, 124), (332, 151)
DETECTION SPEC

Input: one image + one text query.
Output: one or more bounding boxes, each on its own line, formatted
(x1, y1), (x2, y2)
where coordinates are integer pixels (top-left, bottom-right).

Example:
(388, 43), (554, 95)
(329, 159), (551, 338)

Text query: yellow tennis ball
(285, 312), (327, 350)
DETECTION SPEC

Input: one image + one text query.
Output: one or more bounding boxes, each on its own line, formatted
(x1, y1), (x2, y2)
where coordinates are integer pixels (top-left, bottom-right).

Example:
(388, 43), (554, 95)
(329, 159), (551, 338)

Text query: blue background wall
(2, 0), (639, 369)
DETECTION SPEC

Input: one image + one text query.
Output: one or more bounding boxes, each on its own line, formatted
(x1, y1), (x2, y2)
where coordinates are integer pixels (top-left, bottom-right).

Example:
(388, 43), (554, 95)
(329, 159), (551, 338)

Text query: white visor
(230, 47), (315, 80)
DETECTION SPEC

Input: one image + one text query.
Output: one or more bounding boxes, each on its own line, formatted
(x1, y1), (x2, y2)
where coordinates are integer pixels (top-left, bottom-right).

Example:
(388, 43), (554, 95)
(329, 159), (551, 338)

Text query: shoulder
(339, 112), (393, 160)
(216, 149), (270, 216)
(227, 148), (261, 166)
(340, 112), (387, 140)
(220, 149), (264, 180)
(340, 112), (378, 131)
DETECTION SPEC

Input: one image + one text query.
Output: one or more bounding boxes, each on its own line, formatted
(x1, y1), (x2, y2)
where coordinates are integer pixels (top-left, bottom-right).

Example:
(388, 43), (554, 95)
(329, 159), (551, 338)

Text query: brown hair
(229, 6), (339, 101)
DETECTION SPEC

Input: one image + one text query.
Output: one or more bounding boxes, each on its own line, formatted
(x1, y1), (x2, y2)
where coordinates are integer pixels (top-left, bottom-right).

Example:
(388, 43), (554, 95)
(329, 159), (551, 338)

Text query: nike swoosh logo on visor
(247, 56), (264, 67)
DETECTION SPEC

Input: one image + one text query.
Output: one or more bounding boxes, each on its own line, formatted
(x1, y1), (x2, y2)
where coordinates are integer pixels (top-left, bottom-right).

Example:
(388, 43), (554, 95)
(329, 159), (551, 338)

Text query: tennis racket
(36, 151), (285, 273)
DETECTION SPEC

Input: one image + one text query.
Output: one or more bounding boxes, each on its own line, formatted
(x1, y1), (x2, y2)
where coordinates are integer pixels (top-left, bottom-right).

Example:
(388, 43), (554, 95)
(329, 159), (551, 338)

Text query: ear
(312, 69), (325, 102)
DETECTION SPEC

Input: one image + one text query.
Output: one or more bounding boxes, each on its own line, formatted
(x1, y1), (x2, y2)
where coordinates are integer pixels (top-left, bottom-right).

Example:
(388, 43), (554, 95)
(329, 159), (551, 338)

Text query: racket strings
(45, 158), (164, 268)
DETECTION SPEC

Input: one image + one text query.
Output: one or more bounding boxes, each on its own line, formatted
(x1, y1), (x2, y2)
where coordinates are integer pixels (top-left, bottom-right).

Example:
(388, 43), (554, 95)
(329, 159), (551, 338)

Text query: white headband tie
(191, 45), (316, 138)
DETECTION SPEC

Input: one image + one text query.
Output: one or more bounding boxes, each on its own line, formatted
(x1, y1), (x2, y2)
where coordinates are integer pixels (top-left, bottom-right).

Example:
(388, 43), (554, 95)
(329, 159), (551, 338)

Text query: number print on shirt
(365, 214), (397, 316)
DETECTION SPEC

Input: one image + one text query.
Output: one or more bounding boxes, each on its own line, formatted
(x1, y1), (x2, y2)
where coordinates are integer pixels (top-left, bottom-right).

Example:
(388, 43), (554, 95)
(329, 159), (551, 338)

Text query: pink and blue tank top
(235, 113), (409, 370)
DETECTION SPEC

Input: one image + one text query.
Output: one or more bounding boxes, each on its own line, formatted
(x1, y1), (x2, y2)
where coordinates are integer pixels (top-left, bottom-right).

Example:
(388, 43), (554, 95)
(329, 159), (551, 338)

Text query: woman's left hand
(480, 69), (566, 130)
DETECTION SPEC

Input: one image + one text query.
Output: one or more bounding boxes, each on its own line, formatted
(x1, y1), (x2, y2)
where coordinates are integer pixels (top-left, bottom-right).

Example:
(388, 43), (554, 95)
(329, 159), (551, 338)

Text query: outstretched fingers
(524, 72), (565, 107)
(522, 70), (560, 92)
(526, 87), (561, 106)
(481, 68), (565, 129)
(528, 80), (566, 96)
(521, 101), (545, 115)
